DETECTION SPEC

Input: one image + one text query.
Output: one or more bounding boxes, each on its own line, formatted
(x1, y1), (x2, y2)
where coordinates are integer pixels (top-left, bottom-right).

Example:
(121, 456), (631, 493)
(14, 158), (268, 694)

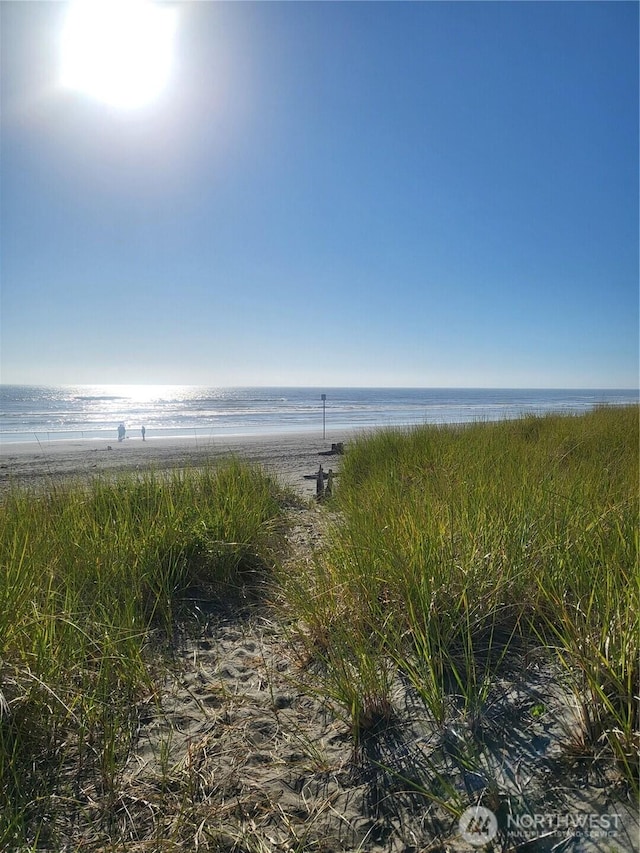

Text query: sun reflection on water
(72, 384), (196, 403)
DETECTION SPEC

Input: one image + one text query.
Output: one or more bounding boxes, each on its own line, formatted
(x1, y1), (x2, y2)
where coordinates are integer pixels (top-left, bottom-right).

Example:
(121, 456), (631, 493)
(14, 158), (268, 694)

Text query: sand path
(114, 505), (638, 852)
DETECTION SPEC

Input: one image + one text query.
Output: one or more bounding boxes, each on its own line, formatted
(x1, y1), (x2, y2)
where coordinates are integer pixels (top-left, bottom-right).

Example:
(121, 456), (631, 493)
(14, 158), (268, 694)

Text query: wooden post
(326, 469), (333, 497)
(316, 464), (325, 499)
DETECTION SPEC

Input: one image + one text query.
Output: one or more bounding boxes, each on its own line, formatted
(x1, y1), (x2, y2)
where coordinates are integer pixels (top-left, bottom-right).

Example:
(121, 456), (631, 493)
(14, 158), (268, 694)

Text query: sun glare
(60, 1), (177, 110)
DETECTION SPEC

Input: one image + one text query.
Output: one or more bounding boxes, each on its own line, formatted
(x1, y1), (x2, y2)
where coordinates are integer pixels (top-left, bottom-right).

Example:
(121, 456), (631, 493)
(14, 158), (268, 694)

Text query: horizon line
(1, 382), (638, 392)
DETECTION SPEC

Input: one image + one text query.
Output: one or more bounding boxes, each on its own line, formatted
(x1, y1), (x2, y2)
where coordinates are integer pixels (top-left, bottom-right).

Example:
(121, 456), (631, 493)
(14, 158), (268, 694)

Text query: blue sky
(1, 1), (638, 388)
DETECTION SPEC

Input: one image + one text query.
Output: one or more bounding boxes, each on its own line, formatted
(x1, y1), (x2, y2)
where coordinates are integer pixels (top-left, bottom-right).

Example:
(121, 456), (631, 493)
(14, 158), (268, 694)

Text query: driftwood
(309, 465), (336, 501)
(319, 442), (344, 456)
(304, 461), (340, 501)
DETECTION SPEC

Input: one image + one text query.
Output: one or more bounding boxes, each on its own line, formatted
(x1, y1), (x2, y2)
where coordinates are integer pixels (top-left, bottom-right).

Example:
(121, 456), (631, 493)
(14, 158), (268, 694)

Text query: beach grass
(281, 405), (639, 791)
(0, 459), (284, 848)
(1, 407), (637, 848)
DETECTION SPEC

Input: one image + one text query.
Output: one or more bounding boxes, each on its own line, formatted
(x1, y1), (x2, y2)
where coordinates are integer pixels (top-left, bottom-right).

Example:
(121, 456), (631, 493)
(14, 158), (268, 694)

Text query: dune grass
(282, 405), (639, 789)
(0, 459), (284, 848)
(1, 408), (637, 847)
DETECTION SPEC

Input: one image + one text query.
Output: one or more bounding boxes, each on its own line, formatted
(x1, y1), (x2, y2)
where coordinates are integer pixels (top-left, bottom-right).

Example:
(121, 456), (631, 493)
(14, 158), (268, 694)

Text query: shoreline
(0, 423), (332, 446)
(0, 429), (356, 498)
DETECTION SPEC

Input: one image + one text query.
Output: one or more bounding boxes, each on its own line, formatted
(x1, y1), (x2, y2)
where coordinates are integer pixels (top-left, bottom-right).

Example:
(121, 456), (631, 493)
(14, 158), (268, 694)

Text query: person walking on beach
(141, 425), (146, 441)
(118, 422), (126, 442)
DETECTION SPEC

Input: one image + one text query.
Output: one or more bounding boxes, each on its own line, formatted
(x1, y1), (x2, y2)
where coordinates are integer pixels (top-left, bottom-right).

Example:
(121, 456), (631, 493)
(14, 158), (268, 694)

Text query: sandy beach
(0, 430), (351, 499)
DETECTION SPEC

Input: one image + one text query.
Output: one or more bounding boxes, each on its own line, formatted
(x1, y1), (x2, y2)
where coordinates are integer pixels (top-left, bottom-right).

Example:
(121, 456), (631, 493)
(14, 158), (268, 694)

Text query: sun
(59, 1), (177, 110)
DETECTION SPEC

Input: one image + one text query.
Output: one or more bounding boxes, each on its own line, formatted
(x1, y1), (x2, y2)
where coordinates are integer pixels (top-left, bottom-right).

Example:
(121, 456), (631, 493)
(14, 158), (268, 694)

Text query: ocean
(0, 385), (637, 445)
